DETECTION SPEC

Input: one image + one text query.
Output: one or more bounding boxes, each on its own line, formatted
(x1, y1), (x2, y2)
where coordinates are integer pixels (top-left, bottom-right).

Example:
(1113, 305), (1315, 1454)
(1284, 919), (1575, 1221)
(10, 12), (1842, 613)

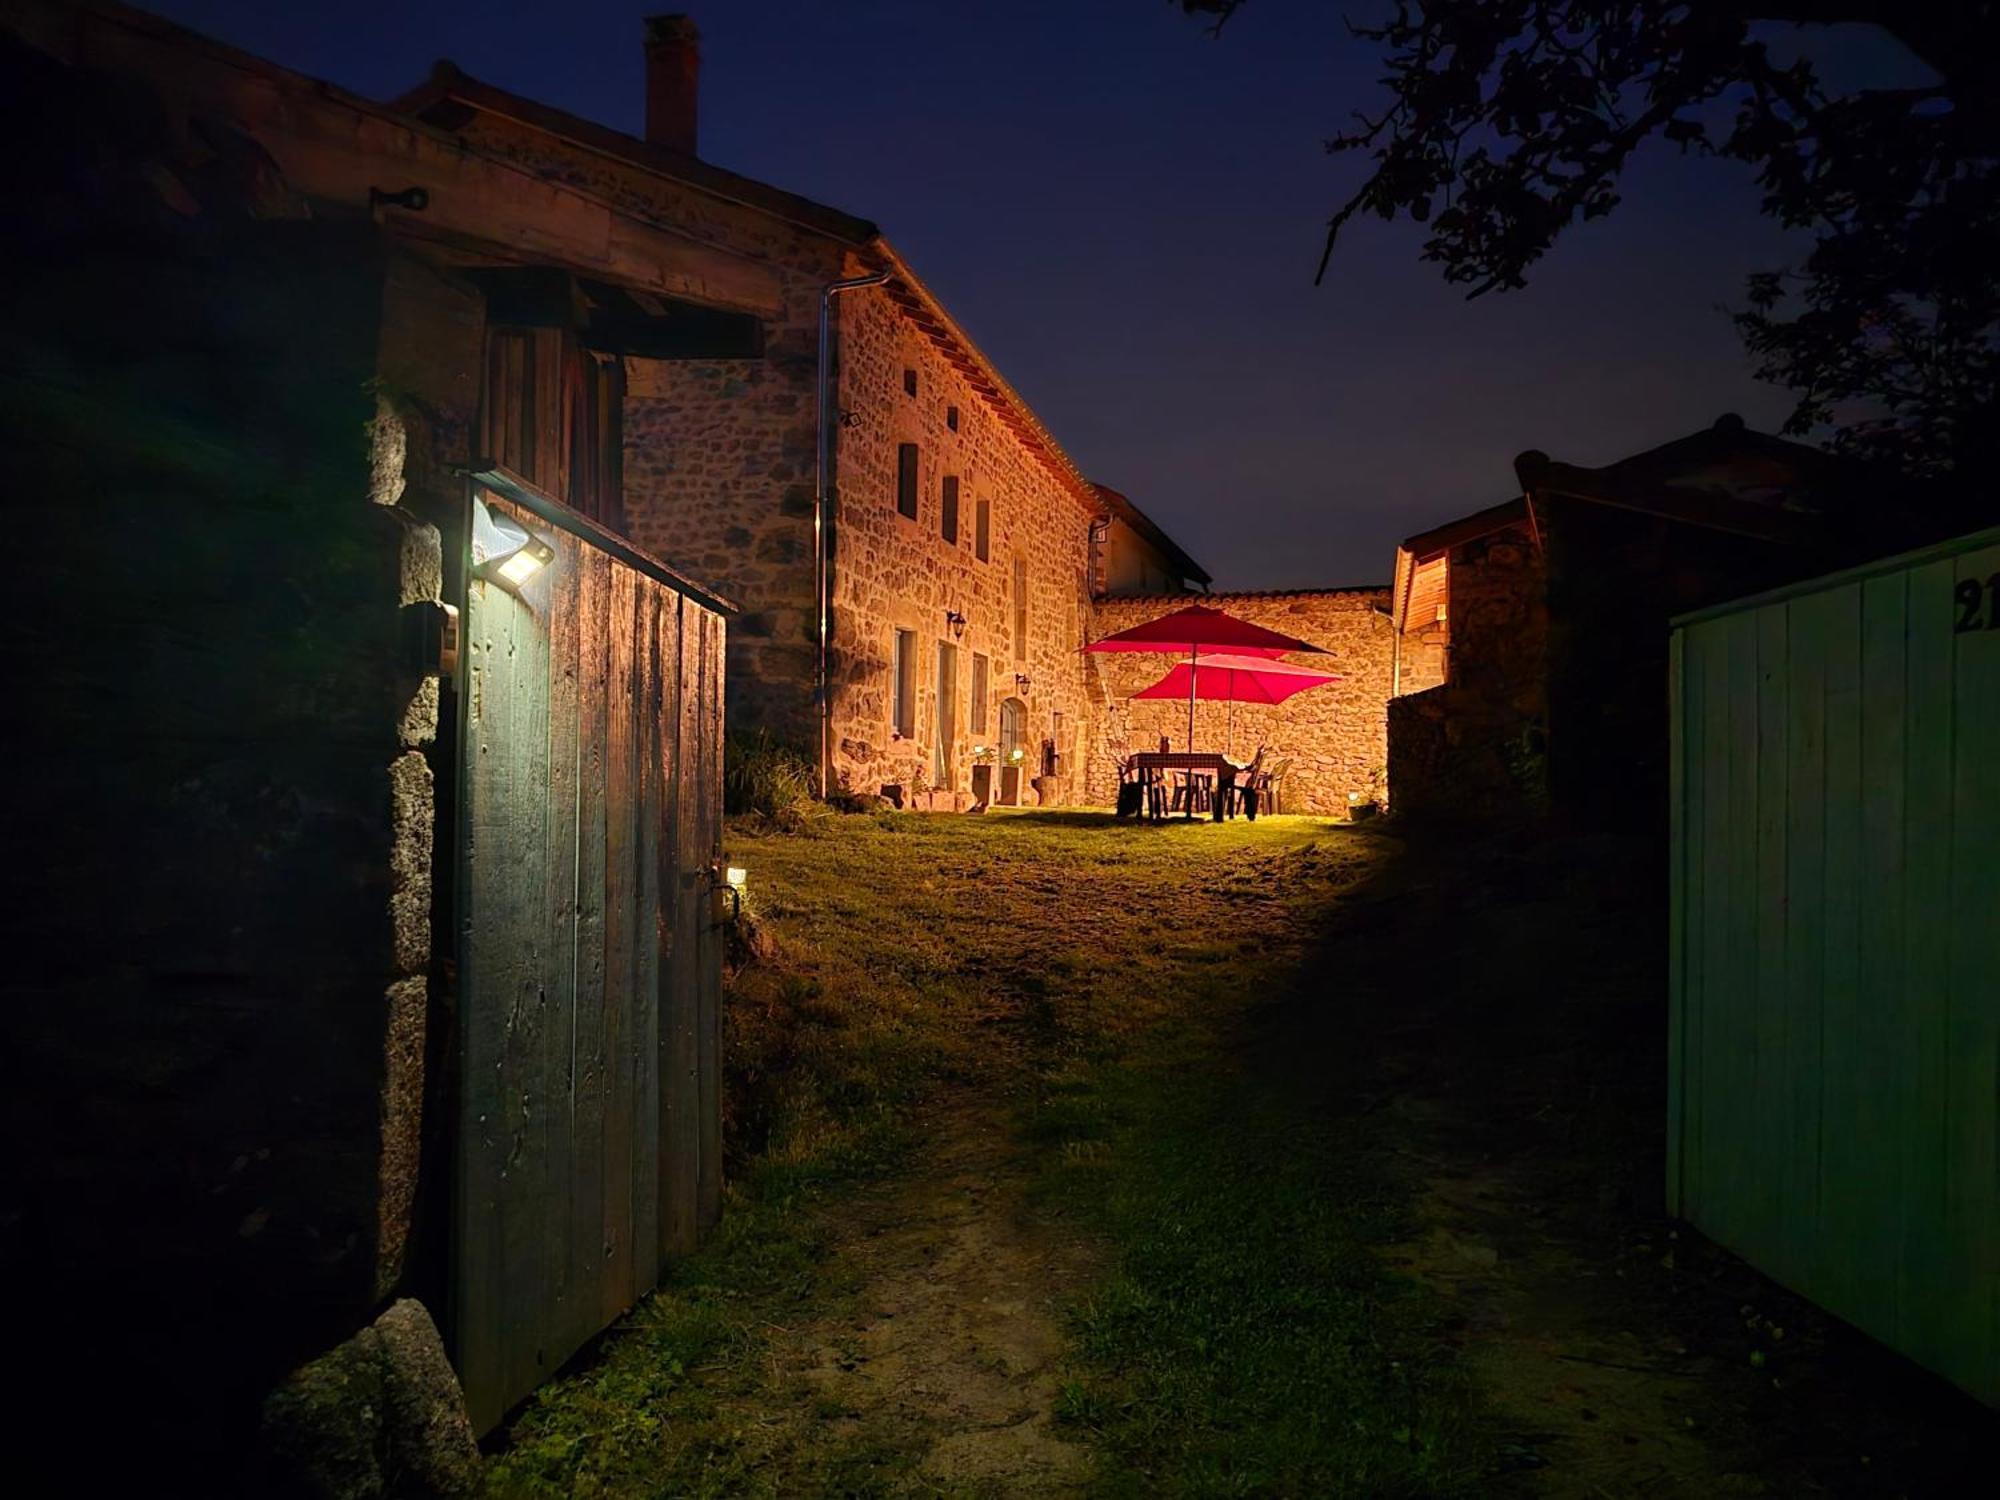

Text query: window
(941, 475), (960, 544)
(482, 326), (626, 531)
(934, 641), (958, 788)
(896, 443), (919, 520)
(947, 405), (960, 431)
(903, 367), (918, 397)
(970, 653), (989, 734)
(974, 498), (991, 562)
(892, 629), (917, 736)
(1012, 558), (1029, 660)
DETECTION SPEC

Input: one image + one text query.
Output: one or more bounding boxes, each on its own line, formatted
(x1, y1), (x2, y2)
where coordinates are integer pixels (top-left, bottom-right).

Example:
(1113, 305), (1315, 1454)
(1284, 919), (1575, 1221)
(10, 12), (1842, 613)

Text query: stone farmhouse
(393, 20), (1214, 810)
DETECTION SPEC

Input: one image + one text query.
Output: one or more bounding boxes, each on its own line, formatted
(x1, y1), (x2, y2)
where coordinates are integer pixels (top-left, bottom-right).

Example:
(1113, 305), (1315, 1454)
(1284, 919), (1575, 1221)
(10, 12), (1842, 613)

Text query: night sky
(149, 0), (1919, 589)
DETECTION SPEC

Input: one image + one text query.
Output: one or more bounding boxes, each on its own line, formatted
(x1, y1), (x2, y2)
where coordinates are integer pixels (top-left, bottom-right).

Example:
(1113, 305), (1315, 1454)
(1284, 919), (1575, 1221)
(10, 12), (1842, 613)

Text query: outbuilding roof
(1091, 484), (1212, 587)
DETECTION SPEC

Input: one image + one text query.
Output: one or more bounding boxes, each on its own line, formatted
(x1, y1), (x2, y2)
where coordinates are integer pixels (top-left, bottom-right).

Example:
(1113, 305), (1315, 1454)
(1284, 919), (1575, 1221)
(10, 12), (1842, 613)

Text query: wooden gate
(1669, 526), (2000, 1407)
(454, 474), (729, 1431)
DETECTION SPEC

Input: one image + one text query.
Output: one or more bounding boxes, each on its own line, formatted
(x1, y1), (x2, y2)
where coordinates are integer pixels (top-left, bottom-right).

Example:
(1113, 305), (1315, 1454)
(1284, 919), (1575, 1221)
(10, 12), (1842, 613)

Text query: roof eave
(387, 61), (881, 246)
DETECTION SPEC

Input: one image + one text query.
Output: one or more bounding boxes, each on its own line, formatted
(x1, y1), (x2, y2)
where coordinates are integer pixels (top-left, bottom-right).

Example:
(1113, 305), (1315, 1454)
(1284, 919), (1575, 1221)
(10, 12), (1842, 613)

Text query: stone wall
(624, 351), (822, 741)
(1397, 619), (1448, 696)
(444, 109), (847, 748)
(829, 291), (1100, 804)
(1386, 520), (1549, 821)
(1087, 590), (1396, 816)
(1, 206), (444, 1480)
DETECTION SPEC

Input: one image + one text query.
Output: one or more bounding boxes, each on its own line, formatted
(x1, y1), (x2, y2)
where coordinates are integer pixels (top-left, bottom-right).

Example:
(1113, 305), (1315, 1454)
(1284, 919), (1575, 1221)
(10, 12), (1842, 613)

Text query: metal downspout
(815, 270), (890, 798)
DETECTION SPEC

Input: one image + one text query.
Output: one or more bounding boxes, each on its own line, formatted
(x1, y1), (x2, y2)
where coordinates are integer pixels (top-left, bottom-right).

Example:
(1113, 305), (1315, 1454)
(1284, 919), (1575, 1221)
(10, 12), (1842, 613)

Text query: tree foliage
(1184, 1), (2000, 481)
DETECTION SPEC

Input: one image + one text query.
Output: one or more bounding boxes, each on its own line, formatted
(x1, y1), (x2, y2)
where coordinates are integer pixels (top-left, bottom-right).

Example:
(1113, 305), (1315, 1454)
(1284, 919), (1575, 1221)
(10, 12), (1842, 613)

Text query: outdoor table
(1130, 751), (1241, 822)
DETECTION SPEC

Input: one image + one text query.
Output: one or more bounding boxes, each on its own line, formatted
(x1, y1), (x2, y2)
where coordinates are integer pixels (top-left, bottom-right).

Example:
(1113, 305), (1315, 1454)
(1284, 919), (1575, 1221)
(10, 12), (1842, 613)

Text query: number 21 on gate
(1954, 573), (2000, 633)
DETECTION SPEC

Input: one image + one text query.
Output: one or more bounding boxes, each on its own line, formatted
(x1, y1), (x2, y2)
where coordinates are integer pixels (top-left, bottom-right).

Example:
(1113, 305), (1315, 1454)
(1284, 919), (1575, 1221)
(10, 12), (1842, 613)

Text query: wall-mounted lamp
(718, 864), (747, 923)
(945, 609), (967, 640)
(1014, 673), (1032, 694)
(472, 498), (555, 587)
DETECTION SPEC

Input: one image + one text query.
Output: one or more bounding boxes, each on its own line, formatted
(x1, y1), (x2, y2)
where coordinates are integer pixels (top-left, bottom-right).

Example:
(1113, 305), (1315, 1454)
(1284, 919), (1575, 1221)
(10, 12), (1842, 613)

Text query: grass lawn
(486, 810), (1489, 1497)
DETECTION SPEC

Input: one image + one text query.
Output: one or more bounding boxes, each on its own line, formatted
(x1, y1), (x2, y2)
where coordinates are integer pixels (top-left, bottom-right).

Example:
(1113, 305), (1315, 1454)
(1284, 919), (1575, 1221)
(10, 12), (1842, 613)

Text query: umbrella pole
(1187, 644), (1197, 751)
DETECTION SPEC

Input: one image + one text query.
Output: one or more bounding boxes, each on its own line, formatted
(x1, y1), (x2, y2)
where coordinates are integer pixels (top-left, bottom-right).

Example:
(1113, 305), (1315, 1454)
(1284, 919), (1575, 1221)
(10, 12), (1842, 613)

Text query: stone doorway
(934, 641), (958, 792)
(998, 696), (1026, 805)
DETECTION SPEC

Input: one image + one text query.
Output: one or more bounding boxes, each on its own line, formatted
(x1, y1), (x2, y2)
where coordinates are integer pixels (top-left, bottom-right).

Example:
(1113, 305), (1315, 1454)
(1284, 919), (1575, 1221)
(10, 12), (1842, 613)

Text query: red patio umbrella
(1083, 604), (1326, 656)
(1086, 604), (1329, 748)
(1132, 652), (1342, 754)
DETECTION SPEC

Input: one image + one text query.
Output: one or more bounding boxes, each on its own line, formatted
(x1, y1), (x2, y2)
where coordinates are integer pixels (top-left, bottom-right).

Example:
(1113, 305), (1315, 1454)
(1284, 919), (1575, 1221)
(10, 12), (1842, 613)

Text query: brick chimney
(643, 15), (700, 155)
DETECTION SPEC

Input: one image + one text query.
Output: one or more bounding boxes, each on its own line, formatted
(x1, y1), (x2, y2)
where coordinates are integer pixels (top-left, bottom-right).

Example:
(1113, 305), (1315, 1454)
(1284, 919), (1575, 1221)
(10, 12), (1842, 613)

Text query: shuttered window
(892, 628), (917, 736)
(975, 498), (991, 562)
(1012, 559), (1029, 661)
(897, 443), (920, 520)
(941, 475), (960, 544)
(481, 325), (625, 532)
(971, 653), (989, 734)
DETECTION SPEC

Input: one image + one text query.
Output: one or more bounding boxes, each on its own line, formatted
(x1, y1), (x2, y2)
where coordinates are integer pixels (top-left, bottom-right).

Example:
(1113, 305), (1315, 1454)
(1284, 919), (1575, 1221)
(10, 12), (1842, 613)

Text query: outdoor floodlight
(473, 497), (556, 587)
(726, 866), (747, 894)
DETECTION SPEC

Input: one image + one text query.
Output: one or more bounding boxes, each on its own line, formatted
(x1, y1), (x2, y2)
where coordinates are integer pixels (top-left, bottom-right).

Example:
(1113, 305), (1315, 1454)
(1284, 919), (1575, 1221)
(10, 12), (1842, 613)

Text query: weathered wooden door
(454, 483), (726, 1431)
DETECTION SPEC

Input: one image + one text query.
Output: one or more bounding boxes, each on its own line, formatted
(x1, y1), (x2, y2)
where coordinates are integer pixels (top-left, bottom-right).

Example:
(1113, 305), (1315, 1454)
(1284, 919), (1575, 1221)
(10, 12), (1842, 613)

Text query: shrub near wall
(1087, 590), (1395, 816)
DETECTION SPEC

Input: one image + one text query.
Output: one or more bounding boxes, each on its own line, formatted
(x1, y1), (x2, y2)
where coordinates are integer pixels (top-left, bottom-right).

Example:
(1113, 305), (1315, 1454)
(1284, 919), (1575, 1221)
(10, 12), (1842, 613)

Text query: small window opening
(896, 443), (919, 520)
(892, 628), (917, 737)
(903, 368), (918, 397)
(941, 475), (960, 545)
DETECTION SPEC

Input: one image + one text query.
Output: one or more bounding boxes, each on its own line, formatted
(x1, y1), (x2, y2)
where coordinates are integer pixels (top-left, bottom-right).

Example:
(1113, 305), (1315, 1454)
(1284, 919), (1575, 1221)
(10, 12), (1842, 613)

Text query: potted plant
(1347, 765), (1387, 821)
(969, 744), (996, 809)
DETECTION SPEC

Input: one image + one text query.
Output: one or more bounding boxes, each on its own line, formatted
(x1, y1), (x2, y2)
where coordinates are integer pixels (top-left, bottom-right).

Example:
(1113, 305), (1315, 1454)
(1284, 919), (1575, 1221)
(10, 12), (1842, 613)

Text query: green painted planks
(1852, 572), (1911, 1342)
(1943, 543), (2000, 1402)
(539, 524), (583, 1369)
(1751, 603), (1791, 1281)
(456, 492), (729, 1431)
(1815, 581), (1867, 1327)
(1898, 557), (1957, 1378)
(1672, 528), (2000, 1409)
(1692, 620), (1734, 1228)
(1779, 589), (1829, 1294)
(455, 569), (510, 1430)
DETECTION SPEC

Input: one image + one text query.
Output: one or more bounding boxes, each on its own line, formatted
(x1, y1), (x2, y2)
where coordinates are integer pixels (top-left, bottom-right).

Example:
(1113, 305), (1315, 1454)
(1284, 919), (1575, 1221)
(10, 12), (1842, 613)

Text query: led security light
(473, 498), (556, 587)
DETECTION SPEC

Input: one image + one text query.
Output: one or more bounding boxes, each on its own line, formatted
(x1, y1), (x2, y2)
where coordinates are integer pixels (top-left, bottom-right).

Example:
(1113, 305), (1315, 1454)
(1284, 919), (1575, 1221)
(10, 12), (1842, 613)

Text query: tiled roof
(1100, 585), (1388, 602)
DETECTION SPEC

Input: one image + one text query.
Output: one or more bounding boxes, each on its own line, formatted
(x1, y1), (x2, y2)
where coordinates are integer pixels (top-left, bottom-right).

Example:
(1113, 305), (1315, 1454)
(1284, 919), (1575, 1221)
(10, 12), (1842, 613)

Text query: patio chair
(1170, 771), (1213, 817)
(1218, 748), (1266, 820)
(1257, 758), (1290, 815)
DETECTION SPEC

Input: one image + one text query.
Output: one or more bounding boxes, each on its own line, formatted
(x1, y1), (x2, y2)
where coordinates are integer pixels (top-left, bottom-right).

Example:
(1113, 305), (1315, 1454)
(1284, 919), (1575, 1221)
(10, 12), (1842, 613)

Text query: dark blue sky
(150, 0), (1913, 588)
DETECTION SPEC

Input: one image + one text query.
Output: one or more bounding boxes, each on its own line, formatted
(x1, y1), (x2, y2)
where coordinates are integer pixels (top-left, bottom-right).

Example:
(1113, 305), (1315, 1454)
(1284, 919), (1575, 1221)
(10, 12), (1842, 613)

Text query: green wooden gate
(1669, 526), (2000, 1407)
(455, 475), (729, 1431)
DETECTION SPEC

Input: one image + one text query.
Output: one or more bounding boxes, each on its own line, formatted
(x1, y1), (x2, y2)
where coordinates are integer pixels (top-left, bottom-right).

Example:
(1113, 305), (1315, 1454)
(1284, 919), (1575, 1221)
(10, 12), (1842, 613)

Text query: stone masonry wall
(623, 352), (822, 741)
(1386, 521), (1549, 821)
(443, 110), (847, 746)
(829, 290), (1099, 804)
(1087, 590), (1396, 817)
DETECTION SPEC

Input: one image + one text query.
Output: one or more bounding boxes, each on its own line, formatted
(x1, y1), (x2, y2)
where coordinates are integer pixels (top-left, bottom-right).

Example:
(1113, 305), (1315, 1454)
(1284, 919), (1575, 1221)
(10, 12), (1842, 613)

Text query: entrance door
(455, 484), (726, 1432)
(934, 642), (957, 791)
(998, 696), (1026, 805)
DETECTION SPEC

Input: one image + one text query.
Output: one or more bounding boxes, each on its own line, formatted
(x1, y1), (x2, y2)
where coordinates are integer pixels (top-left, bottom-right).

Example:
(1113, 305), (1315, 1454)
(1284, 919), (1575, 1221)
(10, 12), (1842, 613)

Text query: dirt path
(761, 1090), (1097, 1494)
(1276, 831), (1995, 1498)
